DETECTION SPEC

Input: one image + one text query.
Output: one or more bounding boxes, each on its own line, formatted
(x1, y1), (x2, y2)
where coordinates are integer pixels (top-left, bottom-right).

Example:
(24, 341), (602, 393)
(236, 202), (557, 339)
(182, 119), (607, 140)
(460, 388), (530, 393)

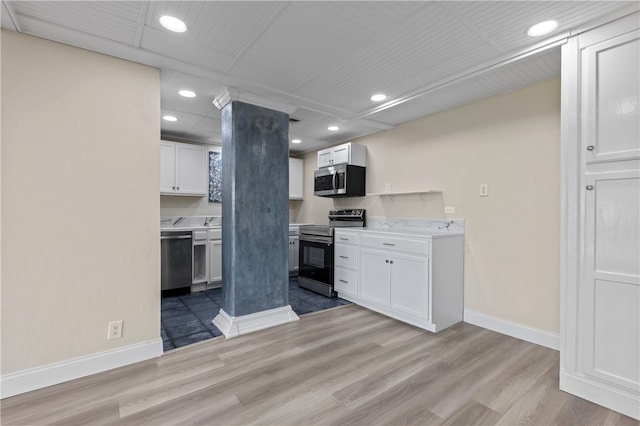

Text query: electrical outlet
(444, 206), (455, 214)
(108, 320), (123, 340)
(480, 184), (489, 197)
(385, 183), (391, 193)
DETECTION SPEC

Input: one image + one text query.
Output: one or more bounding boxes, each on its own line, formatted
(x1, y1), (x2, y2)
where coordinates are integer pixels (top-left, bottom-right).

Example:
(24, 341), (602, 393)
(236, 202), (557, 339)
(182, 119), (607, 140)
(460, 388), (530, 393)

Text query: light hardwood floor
(2, 305), (637, 425)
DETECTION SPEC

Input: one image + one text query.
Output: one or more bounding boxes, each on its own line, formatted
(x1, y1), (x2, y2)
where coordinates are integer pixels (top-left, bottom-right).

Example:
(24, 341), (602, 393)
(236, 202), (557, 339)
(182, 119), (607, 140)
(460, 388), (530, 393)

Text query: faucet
(439, 220), (454, 230)
(173, 217), (185, 226)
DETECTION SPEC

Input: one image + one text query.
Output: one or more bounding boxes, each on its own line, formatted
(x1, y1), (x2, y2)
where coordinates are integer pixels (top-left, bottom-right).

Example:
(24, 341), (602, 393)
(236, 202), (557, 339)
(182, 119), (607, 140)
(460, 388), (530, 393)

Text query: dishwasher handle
(161, 235), (192, 240)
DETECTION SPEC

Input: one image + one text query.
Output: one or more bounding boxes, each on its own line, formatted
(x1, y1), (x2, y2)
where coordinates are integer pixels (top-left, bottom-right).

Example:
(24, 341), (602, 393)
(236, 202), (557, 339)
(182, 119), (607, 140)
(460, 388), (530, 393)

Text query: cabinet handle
(382, 243), (395, 246)
(385, 259), (389, 263)
(176, 186), (180, 191)
(586, 145), (594, 151)
(339, 279), (348, 283)
(339, 255), (348, 259)
(339, 238), (349, 241)
(586, 185), (594, 190)
(172, 186), (176, 190)
(390, 260), (394, 264)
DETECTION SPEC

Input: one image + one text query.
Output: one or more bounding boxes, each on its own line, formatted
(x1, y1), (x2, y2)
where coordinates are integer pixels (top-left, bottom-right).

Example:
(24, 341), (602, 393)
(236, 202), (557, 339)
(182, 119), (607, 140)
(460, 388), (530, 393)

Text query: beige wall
(295, 78), (561, 333)
(1, 31), (161, 373)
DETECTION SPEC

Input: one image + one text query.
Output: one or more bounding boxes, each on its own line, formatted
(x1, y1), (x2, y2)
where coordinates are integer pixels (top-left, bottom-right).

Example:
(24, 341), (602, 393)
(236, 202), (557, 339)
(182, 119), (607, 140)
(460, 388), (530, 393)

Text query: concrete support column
(213, 100), (298, 338)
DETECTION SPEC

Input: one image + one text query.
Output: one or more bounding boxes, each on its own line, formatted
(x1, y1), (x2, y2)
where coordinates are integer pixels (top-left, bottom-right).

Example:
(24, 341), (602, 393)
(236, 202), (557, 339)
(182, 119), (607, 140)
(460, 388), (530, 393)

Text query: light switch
(445, 206), (455, 213)
(480, 184), (488, 197)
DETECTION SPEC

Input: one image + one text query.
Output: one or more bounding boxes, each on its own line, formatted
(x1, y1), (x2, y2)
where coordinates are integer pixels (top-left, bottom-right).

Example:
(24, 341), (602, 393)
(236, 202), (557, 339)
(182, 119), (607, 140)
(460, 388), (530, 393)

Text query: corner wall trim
(0, 338), (163, 399)
(213, 305), (299, 338)
(464, 309), (560, 350)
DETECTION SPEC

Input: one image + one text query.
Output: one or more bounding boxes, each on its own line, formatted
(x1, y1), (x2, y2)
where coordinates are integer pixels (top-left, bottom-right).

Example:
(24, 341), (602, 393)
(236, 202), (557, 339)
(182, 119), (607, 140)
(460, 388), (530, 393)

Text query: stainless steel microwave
(313, 164), (366, 197)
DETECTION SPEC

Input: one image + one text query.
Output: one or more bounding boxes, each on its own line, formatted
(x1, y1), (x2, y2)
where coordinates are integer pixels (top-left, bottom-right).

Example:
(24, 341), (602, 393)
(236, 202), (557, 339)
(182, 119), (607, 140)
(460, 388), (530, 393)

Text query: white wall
(1, 31), (160, 374)
(294, 78), (561, 333)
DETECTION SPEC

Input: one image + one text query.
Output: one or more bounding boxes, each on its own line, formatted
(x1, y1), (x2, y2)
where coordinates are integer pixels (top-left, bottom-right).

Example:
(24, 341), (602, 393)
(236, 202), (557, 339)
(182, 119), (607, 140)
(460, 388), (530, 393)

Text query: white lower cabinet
(359, 248), (391, 306)
(288, 235), (299, 275)
(389, 253), (428, 318)
(335, 229), (463, 333)
(208, 228), (222, 288)
(334, 231), (359, 297)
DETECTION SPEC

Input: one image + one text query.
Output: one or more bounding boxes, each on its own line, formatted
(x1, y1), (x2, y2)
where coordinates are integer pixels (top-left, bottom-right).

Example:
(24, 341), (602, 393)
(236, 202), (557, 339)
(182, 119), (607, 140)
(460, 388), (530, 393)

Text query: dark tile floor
(161, 277), (351, 351)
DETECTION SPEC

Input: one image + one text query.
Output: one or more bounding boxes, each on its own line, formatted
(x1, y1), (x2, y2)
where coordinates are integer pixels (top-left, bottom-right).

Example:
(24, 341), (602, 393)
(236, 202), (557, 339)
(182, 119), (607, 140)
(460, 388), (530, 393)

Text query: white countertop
(338, 227), (464, 238)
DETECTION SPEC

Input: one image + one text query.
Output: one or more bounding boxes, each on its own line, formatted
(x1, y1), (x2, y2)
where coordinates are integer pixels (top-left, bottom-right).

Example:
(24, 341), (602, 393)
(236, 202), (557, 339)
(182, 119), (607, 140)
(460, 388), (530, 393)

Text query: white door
(289, 158), (304, 200)
(390, 252), (428, 319)
(561, 16), (640, 420)
(360, 248), (390, 307)
(332, 144), (349, 165)
(209, 240), (222, 283)
(176, 144), (206, 194)
(582, 170), (639, 392)
(317, 150), (333, 168)
(160, 142), (176, 193)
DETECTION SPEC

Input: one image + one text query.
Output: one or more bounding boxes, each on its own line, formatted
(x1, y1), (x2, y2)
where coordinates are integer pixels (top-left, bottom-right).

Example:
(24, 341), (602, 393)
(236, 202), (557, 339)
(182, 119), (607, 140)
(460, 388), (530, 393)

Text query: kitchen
(1, 1), (638, 423)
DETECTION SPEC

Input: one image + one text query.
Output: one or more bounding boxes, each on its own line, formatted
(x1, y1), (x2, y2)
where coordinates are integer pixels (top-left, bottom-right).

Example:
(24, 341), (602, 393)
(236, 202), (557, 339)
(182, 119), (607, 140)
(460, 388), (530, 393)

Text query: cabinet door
(317, 149), (333, 168)
(160, 142), (176, 193)
(360, 248), (390, 306)
(176, 144), (206, 195)
(390, 252), (428, 319)
(209, 240), (222, 283)
(289, 158), (304, 200)
(332, 144), (350, 165)
(288, 236), (299, 273)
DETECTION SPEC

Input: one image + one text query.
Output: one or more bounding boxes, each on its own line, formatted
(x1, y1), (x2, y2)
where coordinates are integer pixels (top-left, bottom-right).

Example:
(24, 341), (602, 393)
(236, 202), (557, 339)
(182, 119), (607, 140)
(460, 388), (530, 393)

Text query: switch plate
(444, 206), (455, 213)
(385, 183), (391, 193)
(480, 184), (489, 197)
(108, 320), (123, 340)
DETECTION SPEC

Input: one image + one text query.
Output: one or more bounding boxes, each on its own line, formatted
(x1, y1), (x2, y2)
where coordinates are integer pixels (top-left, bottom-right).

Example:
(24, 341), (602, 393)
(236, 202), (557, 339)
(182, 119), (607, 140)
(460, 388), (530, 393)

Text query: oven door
(298, 235), (333, 286)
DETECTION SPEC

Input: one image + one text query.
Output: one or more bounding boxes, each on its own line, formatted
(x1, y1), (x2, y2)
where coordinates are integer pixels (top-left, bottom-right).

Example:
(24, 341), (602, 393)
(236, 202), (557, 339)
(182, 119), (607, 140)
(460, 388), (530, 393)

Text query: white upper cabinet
(289, 157), (304, 200)
(317, 142), (366, 168)
(160, 141), (207, 196)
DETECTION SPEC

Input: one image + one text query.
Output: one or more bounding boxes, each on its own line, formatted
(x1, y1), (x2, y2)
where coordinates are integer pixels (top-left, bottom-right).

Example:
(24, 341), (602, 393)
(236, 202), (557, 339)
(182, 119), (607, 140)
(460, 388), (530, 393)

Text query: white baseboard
(560, 370), (640, 420)
(213, 305), (299, 338)
(464, 309), (560, 350)
(1, 338), (163, 399)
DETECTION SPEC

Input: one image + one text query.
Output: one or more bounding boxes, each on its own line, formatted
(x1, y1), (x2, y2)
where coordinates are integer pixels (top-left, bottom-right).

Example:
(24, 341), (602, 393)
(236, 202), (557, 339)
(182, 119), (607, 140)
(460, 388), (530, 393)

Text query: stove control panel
(328, 209), (366, 220)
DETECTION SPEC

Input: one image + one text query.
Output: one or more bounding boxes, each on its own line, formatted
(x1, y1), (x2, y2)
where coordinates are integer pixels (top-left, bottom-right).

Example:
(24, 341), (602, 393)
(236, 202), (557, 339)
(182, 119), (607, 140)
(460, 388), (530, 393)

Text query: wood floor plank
(2, 305), (637, 426)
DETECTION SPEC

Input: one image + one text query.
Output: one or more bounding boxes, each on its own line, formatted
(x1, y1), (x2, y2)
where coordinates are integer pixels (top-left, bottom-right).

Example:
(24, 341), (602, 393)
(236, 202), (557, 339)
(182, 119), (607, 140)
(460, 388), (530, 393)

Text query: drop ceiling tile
(298, 2), (498, 113)
(369, 49), (561, 126)
(446, 1), (633, 54)
(140, 26), (235, 74)
(160, 70), (224, 116)
(236, 2), (427, 88)
(11, 1), (142, 45)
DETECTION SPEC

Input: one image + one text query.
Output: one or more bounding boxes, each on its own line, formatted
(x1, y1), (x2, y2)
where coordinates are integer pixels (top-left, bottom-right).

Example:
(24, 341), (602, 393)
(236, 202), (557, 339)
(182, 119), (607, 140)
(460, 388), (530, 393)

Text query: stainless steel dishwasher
(160, 230), (192, 291)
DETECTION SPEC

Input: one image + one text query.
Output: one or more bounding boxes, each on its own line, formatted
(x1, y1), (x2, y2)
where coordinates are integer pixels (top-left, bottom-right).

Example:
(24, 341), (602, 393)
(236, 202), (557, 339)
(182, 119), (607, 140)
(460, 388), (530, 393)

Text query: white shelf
(366, 190), (442, 196)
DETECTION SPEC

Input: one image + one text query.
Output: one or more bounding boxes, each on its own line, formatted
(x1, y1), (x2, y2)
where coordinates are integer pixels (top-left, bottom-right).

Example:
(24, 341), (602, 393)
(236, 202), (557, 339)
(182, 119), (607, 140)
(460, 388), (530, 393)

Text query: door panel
(360, 248), (390, 307)
(583, 31), (640, 163)
(582, 170), (640, 392)
(390, 253), (428, 319)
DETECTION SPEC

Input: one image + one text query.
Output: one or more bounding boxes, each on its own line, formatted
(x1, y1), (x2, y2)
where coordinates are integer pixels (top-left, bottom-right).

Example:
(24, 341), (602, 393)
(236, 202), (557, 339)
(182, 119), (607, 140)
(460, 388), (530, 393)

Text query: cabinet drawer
(360, 234), (428, 255)
(334, 231), (358, 245)
(335, 244), (357, 269)
(334, 267), (357, 296)
(208, 228), (222, 240)
(193, 230), (208, 241)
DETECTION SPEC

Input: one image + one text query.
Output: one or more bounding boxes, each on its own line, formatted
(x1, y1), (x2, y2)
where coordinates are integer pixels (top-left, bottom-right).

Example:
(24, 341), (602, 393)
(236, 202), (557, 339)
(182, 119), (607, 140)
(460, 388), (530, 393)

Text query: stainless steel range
(298, 209), (366, 297)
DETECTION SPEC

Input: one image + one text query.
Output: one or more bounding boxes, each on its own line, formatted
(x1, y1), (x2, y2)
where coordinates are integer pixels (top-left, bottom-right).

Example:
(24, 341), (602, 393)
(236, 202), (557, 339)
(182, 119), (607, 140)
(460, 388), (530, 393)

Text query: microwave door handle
(332, 172), (338, 192)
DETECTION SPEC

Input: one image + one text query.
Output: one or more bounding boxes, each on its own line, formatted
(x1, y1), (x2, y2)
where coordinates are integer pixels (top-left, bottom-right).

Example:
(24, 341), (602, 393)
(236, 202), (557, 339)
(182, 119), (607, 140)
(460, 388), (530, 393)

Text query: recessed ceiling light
(527, 20), (558, 37)
(159, 15), (187, 33)
(178, 89), (196, 98)
(370, 94), (387, 102)
(291, 139), (302, 144)
(328, 126), (339, 131)
(163, 115), (177, 122)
